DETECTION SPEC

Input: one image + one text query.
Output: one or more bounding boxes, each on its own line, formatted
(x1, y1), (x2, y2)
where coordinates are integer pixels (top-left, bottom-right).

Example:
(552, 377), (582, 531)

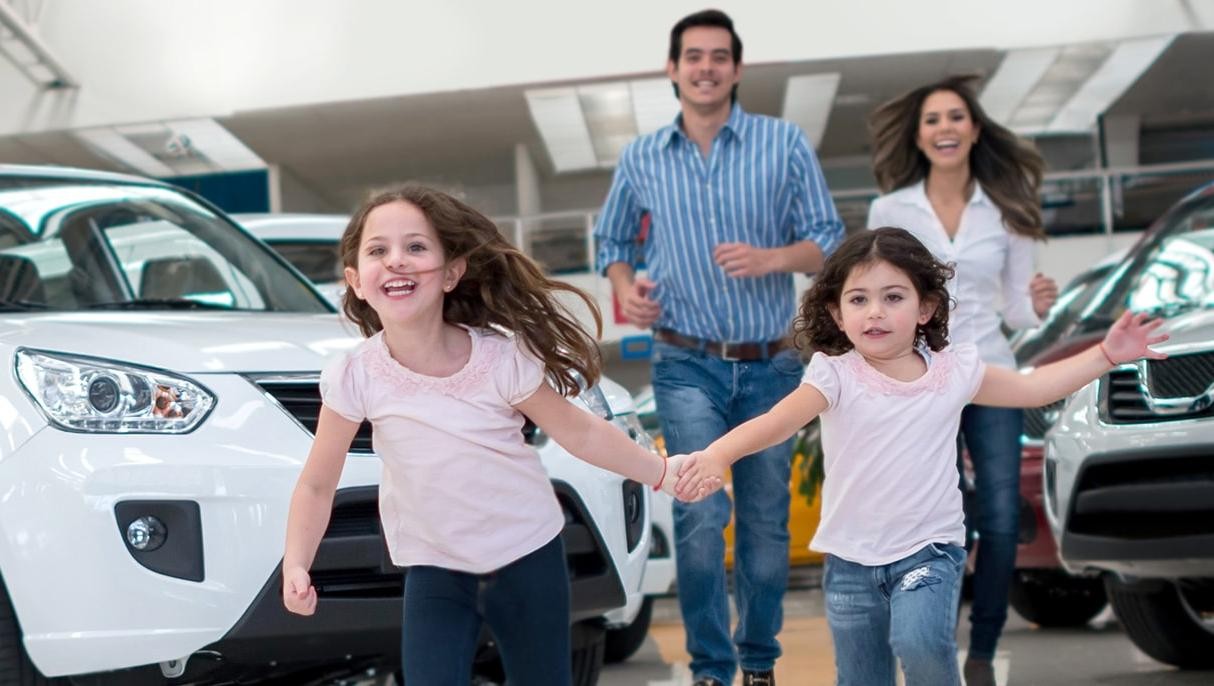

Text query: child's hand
(674, 450), (727, 502)
(659, 454), (693, 499)
(1101, 311), (1169, 365)
(283, 565), (317, 616)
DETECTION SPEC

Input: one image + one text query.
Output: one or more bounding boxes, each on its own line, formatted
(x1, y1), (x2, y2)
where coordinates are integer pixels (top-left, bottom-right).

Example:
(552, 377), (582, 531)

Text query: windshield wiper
(0, 299), (49, 311)
(87, 298), (233, 311)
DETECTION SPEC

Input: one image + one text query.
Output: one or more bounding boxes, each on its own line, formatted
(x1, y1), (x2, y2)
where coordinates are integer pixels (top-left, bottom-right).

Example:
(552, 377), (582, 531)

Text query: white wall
(2, 0), (1211, 136)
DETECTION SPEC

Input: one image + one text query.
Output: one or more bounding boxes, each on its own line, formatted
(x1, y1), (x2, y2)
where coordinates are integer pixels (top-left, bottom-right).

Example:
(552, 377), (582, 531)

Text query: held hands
(1030, 272), (1059, 318)
(1100, 310), (1169, 365)
(282, 566), (317, 616)
(714, 242), (775, 278)
(670, 450), (727, 502)
(621, 277), (661, 328)
(657, 453), (723, 502)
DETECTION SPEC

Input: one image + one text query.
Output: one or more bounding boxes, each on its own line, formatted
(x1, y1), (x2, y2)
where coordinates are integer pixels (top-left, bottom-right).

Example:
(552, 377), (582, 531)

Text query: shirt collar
(907, 179), (993, 209)
(661, 103), (748, 148)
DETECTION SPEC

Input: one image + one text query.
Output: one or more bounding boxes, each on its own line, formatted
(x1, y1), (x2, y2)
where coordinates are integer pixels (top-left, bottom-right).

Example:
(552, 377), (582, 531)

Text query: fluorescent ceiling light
(979, 47), (1060, 124)
(631, 78), (679, 134)
(527, 77), (682, 172)
(578, 83), (634, 167)
(1009, 42), (1112, 133)
(781, 73), (840, 148)
(75, 118), (265, 178)
(1048, 35), (1174, 133)
(525, 88), (597, 173)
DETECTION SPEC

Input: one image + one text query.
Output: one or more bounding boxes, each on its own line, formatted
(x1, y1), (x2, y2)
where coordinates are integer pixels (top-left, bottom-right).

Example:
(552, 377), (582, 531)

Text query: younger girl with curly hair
(674, 227), (1166, 685)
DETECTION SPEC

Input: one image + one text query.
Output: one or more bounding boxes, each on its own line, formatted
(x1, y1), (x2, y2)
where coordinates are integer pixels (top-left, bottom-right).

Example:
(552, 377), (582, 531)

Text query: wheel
(604, 597), (653, 664)
(1008, 569), (1107, 627)
(469, 620), (604, 686)
(0, 577), (66, 685)
(1106, 577), (1214, 669)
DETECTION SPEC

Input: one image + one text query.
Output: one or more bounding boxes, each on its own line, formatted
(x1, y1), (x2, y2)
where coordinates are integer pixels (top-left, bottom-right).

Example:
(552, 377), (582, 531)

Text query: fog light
(127, 516), (167, 551)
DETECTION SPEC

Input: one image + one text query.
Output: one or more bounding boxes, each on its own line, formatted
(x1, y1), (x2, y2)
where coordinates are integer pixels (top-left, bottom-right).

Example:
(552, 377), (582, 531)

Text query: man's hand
(283, 566), (317, 616)
(1030, 272), (1059, 318)
(714, 242), (776, 278)
(619, 276), (661, 328)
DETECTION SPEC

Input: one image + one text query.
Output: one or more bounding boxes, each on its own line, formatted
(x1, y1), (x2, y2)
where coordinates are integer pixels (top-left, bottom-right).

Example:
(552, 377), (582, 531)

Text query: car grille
(252, 377), (374, 453)
(1067, 455), (1214, 539)
(309, 485), (615, 599)
(1103, 355), (1214, 424)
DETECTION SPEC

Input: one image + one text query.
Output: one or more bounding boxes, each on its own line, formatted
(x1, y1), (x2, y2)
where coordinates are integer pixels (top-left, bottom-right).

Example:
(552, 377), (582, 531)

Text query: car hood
(0, 312), (359, 374)
(1155, 308), (1214, 350)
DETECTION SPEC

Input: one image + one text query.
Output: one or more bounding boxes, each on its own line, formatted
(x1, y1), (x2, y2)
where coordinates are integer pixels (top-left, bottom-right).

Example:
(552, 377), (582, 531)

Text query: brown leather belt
(655, 329), (789, 361)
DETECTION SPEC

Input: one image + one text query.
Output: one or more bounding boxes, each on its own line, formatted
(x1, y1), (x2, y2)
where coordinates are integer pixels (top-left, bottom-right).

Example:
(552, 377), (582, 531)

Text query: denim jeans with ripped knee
(824, 542), (966, 686)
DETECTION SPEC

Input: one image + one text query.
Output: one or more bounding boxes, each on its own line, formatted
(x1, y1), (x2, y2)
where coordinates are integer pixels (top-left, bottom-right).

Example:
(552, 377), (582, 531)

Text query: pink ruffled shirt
(319, 326), (564, 573)
(803, 343), (986, 565)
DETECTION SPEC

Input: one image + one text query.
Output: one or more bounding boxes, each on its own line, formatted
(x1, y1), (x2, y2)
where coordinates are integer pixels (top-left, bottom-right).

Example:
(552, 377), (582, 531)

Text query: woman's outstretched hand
(1101, 310), (1169, 365)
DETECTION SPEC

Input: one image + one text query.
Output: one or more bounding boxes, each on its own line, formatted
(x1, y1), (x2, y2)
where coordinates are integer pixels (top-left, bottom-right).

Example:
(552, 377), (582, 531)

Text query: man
(594, 10), (843, 686)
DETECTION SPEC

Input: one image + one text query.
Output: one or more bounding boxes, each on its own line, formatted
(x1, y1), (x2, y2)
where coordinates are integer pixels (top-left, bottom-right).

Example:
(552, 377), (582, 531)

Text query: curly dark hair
(793, 227), (954, 355)
(338, 185), (603, 396)
(869, 74), (1046, 240)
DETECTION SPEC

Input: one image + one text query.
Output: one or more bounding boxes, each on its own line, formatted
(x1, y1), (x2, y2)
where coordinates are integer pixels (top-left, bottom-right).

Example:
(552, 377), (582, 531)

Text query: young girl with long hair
(674, 228), (1165, 686)
(281, 185), (700, 685)
(867, 74), (1060, 684)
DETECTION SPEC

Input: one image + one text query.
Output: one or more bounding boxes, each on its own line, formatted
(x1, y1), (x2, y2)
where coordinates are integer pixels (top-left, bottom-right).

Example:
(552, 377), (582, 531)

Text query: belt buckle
(719, 342), (742, 362)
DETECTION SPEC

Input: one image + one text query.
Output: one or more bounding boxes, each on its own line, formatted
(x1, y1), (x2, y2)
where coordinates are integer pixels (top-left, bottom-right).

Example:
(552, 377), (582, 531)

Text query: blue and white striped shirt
(595, 105), (843, 343)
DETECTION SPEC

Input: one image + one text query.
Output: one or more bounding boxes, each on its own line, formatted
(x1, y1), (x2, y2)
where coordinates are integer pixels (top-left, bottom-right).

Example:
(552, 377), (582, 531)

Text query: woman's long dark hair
(339, 185), (603, 395)
(794, 227), (954, 355)
(869, 74), (1046, 240)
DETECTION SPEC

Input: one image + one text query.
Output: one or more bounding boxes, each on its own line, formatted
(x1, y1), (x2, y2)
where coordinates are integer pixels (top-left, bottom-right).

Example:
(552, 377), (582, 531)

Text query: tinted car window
(0, 178), (331, 312)
(266, 240), (344, 283)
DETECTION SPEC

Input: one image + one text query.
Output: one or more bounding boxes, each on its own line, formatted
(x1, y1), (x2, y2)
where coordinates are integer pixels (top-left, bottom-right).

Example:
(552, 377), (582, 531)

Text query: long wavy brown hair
(339, 185), (603, 395)
(869, 74), (1046, 239)
(794, 227), (954, 355)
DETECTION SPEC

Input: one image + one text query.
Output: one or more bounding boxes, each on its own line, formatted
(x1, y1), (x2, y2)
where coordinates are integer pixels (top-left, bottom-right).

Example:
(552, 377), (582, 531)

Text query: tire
(1009, 569), (1107, 627)
(1106, 578), (1214, 669)
(0, 578), (65, 686)
(604, 597), (653, 664)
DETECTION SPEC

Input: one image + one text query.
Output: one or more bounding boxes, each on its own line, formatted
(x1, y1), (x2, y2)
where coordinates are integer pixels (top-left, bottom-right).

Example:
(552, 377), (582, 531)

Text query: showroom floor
(599, 589), (1212, 685)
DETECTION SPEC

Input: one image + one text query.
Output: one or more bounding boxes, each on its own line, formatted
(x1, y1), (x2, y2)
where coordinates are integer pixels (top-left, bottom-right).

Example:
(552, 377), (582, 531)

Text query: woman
(866, 75), (1058, 686)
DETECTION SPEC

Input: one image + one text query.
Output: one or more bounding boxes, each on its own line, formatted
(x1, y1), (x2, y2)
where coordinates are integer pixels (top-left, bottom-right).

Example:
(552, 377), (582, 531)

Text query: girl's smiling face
(344, 201), (464, 324)
(829, 259), (937, 360)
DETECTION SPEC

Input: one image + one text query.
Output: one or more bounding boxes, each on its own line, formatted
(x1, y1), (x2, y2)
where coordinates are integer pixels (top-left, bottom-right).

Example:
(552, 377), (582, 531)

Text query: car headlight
(579, 383), (613, 420)
(621, 413), (659, 454)
(15, 349), (215, 433)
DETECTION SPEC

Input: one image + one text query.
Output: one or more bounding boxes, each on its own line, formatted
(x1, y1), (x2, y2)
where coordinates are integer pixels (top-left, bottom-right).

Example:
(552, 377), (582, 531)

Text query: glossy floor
(600, 590), (1212, 685)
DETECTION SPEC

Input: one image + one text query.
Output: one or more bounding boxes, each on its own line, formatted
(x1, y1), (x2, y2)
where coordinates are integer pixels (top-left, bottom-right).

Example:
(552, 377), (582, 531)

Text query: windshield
(0, 177), (331, 313)
(1072, 190), (1214, 336)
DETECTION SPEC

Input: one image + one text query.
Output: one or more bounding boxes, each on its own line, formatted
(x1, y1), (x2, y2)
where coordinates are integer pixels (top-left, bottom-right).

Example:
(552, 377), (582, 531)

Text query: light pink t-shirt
(319, 326), (564, 574)
(803, 343), (986, 566)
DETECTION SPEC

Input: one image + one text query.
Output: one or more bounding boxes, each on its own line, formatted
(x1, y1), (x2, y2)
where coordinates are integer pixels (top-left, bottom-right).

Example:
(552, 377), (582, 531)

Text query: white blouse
(867, 181), (1040, 368)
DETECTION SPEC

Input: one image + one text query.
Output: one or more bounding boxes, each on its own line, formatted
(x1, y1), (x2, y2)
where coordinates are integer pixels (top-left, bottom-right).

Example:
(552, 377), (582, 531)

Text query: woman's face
(915, 89), (980, 172)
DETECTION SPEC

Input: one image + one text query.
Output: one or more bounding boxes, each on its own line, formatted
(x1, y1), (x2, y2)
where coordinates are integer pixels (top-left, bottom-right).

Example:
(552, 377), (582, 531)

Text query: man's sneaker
(742, 670), (775, 686)
(691, 678), (724, 686)
(963, 657), (996, 686)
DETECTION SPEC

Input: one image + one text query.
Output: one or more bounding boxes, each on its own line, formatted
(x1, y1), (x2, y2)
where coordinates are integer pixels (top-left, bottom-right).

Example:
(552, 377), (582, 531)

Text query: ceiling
(2, 33), (1212, 214)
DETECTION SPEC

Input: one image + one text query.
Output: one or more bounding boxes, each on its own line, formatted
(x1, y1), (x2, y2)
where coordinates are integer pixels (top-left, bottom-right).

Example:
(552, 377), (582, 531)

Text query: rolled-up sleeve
(594, 155), (643, 275)
(788, 132), (844, 259)
(1000, 232), (1042, 330)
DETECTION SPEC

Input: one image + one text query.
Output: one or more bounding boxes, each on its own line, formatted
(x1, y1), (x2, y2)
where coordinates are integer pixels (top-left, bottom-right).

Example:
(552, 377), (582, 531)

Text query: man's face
(667, 26), (741, 112)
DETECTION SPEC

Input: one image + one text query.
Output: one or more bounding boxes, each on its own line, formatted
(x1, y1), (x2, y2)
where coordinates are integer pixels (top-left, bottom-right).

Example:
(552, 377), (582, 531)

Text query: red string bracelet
(1098, 342), (1118, 367)
(653, 458), (667, 492)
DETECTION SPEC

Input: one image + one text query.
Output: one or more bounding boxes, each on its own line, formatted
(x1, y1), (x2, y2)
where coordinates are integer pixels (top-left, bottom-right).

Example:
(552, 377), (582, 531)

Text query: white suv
(0, 166), (652, 685)
(1045, 181), (1214, 669)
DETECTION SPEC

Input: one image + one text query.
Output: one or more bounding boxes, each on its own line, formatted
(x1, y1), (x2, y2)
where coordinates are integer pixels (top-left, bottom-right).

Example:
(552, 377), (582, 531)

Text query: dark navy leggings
(400, 535), (572, 686)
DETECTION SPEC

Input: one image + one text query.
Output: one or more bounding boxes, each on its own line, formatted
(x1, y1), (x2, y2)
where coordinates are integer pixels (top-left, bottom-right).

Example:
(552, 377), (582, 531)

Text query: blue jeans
(652, 341), (804, 684)
(825, 543), (967, 686)
(400, 535), (570, 686)
(958, 404), (1023, 660)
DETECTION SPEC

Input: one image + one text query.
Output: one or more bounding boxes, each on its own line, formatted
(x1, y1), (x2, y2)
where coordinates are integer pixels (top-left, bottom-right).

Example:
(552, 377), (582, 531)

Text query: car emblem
(1136, 359), (1214, 415)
